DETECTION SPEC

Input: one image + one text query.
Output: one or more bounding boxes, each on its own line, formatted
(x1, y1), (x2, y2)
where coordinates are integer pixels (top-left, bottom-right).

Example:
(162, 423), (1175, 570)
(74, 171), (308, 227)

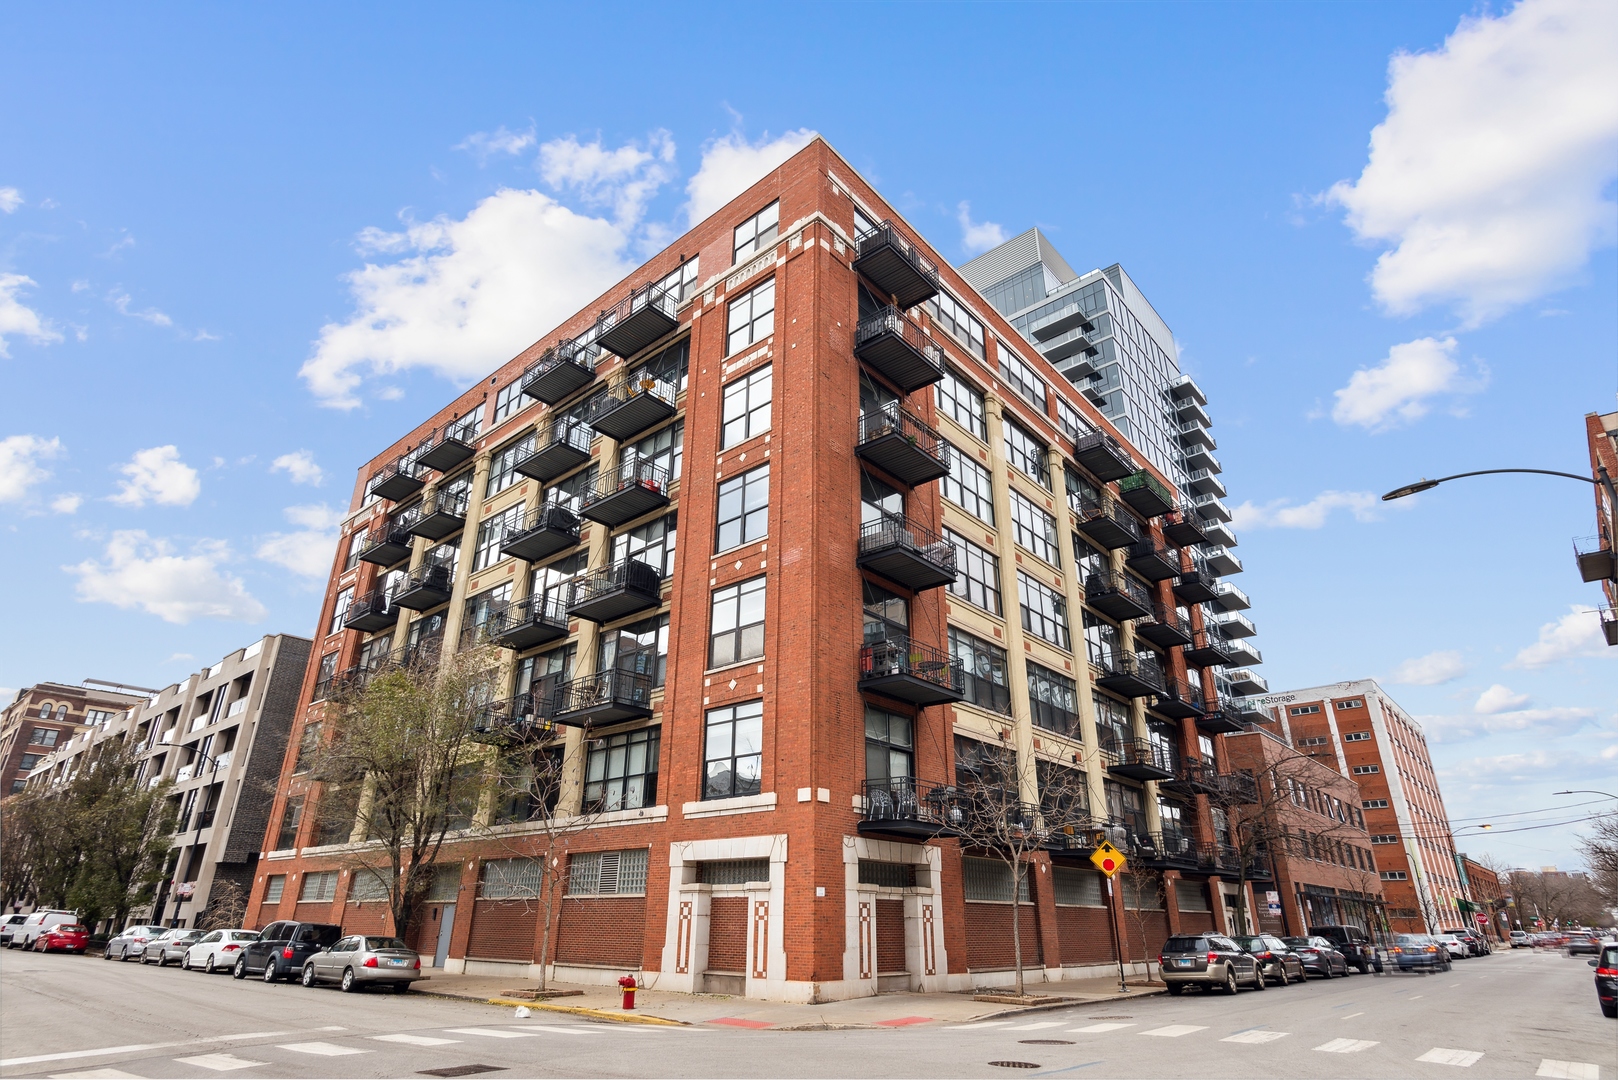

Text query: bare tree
(1120, 866), (1168, 983)
(197, 878), (249, 931)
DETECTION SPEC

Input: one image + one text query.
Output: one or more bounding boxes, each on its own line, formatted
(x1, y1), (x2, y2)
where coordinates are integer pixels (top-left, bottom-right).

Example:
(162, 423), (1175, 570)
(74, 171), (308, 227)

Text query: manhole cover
(988, 1062), (1041, 1070)
(1019, 1039), (1074, 1045)
(418, 1067), (508, 1078)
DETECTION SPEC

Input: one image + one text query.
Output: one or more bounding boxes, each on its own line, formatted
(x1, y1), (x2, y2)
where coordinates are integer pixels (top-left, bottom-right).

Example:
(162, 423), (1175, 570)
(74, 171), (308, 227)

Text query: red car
(32, 923), (89, 954)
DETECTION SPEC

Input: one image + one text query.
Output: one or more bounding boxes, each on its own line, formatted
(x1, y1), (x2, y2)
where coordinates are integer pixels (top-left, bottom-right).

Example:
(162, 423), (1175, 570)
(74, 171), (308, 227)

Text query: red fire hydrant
(618, 975), (638, 1010)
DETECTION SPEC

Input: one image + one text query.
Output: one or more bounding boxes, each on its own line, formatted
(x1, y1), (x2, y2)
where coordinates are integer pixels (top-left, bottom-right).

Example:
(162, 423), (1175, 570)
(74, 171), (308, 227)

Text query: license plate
(388, 958), (408, 966)
(1175, 959), (1192, 967)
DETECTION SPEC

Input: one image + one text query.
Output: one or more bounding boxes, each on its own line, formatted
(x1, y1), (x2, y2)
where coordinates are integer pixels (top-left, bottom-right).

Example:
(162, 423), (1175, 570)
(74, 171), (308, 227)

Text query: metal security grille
(479, 857), (543, 899)
(299, 870), (337, 903)
(1175, 879), (1211, 913)
(858, 860), (916, 888)
(1053, 866), (1105, 907)
(698, 858), (770, 886)
(264, 875), (285, 904)
(568, 849), (649, 896)
(348, 869), (389, 902)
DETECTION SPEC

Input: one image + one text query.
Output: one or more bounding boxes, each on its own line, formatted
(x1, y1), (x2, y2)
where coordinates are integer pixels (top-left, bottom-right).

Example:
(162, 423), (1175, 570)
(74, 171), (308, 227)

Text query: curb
(968, 988), (1166, 1022)
(485, 997), (688, 1026)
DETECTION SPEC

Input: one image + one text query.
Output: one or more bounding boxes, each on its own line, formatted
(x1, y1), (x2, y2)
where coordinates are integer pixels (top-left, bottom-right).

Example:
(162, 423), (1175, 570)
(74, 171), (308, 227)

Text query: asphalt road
(0, 946), (1612, 1079)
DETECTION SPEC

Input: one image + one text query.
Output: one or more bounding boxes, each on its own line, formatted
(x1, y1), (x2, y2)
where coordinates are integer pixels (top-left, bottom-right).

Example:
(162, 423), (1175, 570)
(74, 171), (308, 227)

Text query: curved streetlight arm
(1383, 466), (1618, 542)
(1552, 789), (1618, 800)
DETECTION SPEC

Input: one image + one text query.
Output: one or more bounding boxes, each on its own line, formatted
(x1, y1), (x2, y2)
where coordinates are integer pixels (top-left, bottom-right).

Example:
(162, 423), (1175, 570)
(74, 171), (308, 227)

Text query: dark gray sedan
(143, 928), (204, 966)
(299, 935), (425, 993)
(1282, 935), (1352, 977)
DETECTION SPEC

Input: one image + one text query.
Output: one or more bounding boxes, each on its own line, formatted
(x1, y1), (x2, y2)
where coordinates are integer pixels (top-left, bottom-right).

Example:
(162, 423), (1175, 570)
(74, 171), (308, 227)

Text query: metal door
(433, 904), (455, 968)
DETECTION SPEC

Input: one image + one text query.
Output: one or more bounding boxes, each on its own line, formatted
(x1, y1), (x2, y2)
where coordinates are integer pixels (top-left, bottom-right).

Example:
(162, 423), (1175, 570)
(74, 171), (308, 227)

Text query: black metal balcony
(1152, 677), (1206, 720)
(1195, 705), (1245, 736)
(1220, 770), (1259, 804)
(469, 694), (556, 748)
(1574, 535), (1617, 583)
(857, 514), (957, 591)
(394, 562), (454, 611)
(487, 592), (570, 652)
(1072, 430), (1136, 483)
(858, 635), (964, 706)
(580, 455), (670, 528)
(514, 418), (593, 483)
(855, 402), (949, 486)
(500, 502), (582, 564)
(1183, 628), (1235, 668)
(1246, 844), (1275, 882)
(1125, 538), (1181, 582)
(1133, 826), (1199, 869)
(521, 338), (597, 405)
(1091, 651), (1166, 699)
(586, 370), (676, 443)
(549, 668), (655, 728)
(356, 518), (415, 567)
(596, 281), (680, 358)
(416, 414), (479, 474)
(367, 455), (425, 503)
(854, 306), (946, 392)
(1104, 736), (1176, 782)
(1134, 608), (1192, 650)
(408, 488), (468, 541)
(1084, 570), (1153, 622)
(1173, 564), (1221, 605)
(1118, 470), (1176, 519)
(1073, 494), (1141, 551)
(1161, 509), (1209, 548)
(565, 559), (662, 624)
(1227, 695), (1270, 725)
(342, 587), (400, 633)
(859, 777), (965, 839)
(852, 220), (940, 309)
(1164, 756), (1222, 797)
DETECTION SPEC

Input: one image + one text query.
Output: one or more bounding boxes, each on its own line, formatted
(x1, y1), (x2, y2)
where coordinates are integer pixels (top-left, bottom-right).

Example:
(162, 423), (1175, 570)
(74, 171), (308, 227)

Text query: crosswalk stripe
(1141, 1025), (1207, 1038)
(1005, 1021), (1066, 1031)
(1537, 1062), (1601, 1080)
(444, 1028), (546, 1039)
(174, 1053), (266, 1071)
(277, 1042), (370, 1057)
(1418, 1048), (1483, 1067)
(1222, 1030), (1288, 1044)
(370, 1034), (461, 1047)
(1070, 1022), (1134, 1033)
(1341, 1012), (1364, 1020)
(945, 1021), (1013, 1030)
(1315, 1038), (1379, 1054)
(45, 1071), (142, 1079)
(527, 1026), (604, 1036)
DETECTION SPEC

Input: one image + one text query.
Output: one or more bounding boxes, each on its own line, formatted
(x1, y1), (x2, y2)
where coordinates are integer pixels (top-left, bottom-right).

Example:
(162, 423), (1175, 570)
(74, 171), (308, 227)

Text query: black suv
(1308, 924), (1381, 973)
(1160, 933), (1264, 995)
(234, 921), (342, 983)
(1591, 942), (1617, 1018)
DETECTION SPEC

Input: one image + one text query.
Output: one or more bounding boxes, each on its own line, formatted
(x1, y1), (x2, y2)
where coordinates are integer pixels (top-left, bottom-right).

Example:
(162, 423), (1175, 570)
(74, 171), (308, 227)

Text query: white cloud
(67, 530), (265, 624)
(1326, 0), (1618, 325)
(1424, 705), (1593, 742)
(1508, 605), (1612, 668)
(0, 188), (21, 213)
(270, 450), (324, 486)
(256, 503), (341, 579)
(684, 129), (817, 225)
(110, 445), (200, 508)
(1474, 684), (1530, 713)
(1390, 648), (1468, 685)
(539, 131), (674, 223)
(0, 274), (63, 358)
(456, 125), (536, 162)
(0, 434), (63, 503)
(1330, 336), (1484, 430)
(1231, 489), (1379, 529)
(108, 289), (172, 327)
(50, 493), (82, 515)
(957, 201), (1007, 255)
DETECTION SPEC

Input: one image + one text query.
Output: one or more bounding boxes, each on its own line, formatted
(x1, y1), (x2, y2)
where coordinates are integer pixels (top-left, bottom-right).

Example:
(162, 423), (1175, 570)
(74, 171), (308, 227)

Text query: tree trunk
(536, 875), (555, 994)
(1010, 859), (1024, 997)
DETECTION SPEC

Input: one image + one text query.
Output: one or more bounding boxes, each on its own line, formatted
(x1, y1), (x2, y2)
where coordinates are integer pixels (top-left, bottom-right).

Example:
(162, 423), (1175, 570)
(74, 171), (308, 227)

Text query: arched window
(54, 705), (68, 720)
(37, 702), (52, 719)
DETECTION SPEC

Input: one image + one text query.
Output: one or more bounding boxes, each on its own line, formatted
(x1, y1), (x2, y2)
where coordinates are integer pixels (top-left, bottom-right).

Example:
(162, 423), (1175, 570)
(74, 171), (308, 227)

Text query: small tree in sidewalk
(1120, 866), (1168, 984)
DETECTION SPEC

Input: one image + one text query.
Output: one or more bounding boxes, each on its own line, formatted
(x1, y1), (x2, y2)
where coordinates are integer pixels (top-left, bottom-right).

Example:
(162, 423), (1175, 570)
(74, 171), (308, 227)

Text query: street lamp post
(1383, 466), (1617, 552)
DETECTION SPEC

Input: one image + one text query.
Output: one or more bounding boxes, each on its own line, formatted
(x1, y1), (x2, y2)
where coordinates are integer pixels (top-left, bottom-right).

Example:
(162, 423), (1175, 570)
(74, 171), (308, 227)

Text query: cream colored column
(1046, 454), (1108, 822)
(437, 453), (494, 662)
(982, 395), (1039, 807)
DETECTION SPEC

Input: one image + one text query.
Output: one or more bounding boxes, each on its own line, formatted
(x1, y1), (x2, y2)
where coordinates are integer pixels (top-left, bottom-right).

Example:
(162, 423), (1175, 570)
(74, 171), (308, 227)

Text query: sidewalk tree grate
(419, 1067), (508, 1078)
(989, 1062), (1042, 1070)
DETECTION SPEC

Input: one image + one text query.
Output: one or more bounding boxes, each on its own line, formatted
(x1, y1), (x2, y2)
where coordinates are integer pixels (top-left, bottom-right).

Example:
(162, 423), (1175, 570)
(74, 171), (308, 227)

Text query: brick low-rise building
(0, 680), (152, 797)
(246, 137), (1276, 1000)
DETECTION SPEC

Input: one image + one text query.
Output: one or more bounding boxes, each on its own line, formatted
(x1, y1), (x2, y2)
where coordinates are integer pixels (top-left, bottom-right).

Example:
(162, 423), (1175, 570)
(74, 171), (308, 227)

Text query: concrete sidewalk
(412, 969), (1165, 1028)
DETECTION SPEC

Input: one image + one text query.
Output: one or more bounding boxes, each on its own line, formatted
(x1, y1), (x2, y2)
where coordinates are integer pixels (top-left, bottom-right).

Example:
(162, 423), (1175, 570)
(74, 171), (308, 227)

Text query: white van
(0, 914), (28, 947)
(15, 910), (78, 949)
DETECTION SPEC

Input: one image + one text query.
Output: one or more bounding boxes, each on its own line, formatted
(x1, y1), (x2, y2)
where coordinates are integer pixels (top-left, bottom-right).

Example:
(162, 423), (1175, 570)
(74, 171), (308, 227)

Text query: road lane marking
(1006, 1021), (1067, 1031)
(214, 1032), (293, 1041)
(45, 1071), (142, 1079)
(277, 1042), (370, 1057)
(1141, 1025), (1206, 1038)
(1418, 1048), (1483, 1067)
(1222, 1031), (1288, 1044)
(1315, 1038), (1379, 1053)
(1, 1044), (181, 1068)
(946, 1021), (1012, 1029)
(1410, 994), (1424, 999)
(370, 1034), (461, 1047)
(527, 1026), (604, 1036)
(1537, 1063), (1601, 1080)
(174, 1053), (267, 1071)
(1341, 1012), (1364, 1020)
(444, 1028), (546, 1039)
(1070, 1023), (1133, 1033)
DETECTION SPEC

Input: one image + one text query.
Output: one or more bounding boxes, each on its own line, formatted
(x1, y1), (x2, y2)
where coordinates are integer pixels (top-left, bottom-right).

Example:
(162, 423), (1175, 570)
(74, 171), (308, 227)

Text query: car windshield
(1282, 937), (1312, 947)
(299, 926), (342, 946)
(1231, 936), (1264, 949)
(58, 925), (86, 933)
(364, 937), (409, 951)
(1164, 936), (1207, 952)
(229, 931), (259, 941)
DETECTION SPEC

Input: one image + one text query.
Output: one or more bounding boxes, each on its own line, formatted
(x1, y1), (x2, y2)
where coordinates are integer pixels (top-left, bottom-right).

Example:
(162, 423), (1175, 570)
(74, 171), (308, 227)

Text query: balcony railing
(342, 586), (401, 633)
(1186, 468), (1226, 498)
(500, 501), (582, 564)
(1164, 756), (1222, 796)
(1161, 509), (1209, 548)
(1084, 569), (1152, 622)
(586, 370), (677, 443)
(595, 281), (680, 358)
(857, 513), (957, 592)
(1211, 581), (1250, 611)
(394, 561), (455, 611)
(1178, 419), (1215, 451)
(550, 668), (655, 728)
(1227, 668), (1268, 695)
(854, 306), (946, 392)
(486, 592), (570, 652)
(1195, 699), (1246, 736)
(856, 402), (949, 486)
(409, 487), (469, 541)
(1193, 492), (1233, 523)
(852, 220), (940, 309)
(1125, 538), (1182, 582)
(1152, 676), (1206, 720)
(1118, 470), (1176, 519)
(470, 693), (556, 747)
(1574, 535), (1617, 583)
(521, 338), (597, 405)
(1071, 430), (1136, 482)
(366, 455), (426, 503)
(356, 517), (416, 567)
(416, 413), (480, 473)
(1102, 735), (1175, 782)
(1213, 611), (1257, 638)
(565, 559), (662, 624)
(858, 777), (964, 839)
(1134, 607), (1192, 651)
(1090, 650), (1166, 699)
(1072, 493), (1141, 550)
(514, 418), (593, 483)
(580, 455), (670, 528)
(859, 635), (965, 706)
(1183, 627), (1235, 668)
(1133, 825), (1199, 868)
(1173, 562), (1221, 604)
(1602, 606), (1618, 647)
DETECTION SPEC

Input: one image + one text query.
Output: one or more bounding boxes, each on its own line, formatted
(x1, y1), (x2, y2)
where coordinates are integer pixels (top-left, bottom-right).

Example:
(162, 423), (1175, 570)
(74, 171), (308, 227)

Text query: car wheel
(140, 951), (150, 965)
(181, 953), (191, 971)
(1357, 959), (1370, 974)
(1223, 967), (1239, 995)
(302, 964), (318, 988)
(262, 961), (279, 984)
(1166, 983), (1185, 996)
(204, 954), (216, 974)
(233, 957), (247, 980)
(1277, 965), (1290, 987)
(155, 953), (166, 968)
(1251, 966), (1266, 991)
(1321, 962), (1333, 979)
(340, 967), (356, 993)
(393, 982), (410, 995)
(1601, 1001), (1617, 1019)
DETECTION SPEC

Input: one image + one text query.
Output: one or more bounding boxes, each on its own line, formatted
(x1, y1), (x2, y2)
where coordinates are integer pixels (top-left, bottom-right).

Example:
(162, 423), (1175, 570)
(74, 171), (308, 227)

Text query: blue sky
(2, 1), (1614, 869)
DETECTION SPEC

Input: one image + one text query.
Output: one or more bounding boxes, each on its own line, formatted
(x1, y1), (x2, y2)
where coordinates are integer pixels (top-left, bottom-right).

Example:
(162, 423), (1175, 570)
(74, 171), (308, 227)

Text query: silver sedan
(299, 935), (425, 993)
(142, 929), (204, 966)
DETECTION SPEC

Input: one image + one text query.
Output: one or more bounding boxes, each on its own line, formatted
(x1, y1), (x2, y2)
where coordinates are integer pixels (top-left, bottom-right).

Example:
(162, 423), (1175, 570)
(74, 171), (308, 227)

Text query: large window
(657, 257), (700, 304)
(584, 728), (660, 812)
(1003, 419), (1051, 489)
(963, 857), (1030, 902)
(709, 576), (766, 667)
(721, 364), (772, 448)
(935, 368), (987, 440)
(927, 291), (985, 361)
(949, 626), (1010, 715)
(940, 442), (994, 525)
(862, 580), (908, 642)
(1009, 489), (1059, 565)
(1056, 396), (1091, 441)
(29, 727), (60, 748)
(613, 513), (677, 578)
(343, 531), (366, 572)
(487, 433), (536, 498)
(598, 614), (669, 686)
(274, 795), (304, 850)
(998, 342), (1047, 414)
(492, 380), (526, 426)
(733, 201), (779, 263)
(1018, 571), (1070, 649)
(864, 706), (913, 784)
(472, 503), (525, 572)
(944, 529), (1001, 615)
(703, 700), (763, 800)
(715, 464), (769, 551)
(726, 278), (776, 355)
(550, 464), (597, 513)
(1093, 692), (1131, 750)
(1027, 662), (1079, 736)
(630, 419), (682, 483)
(330, 587), (354, 635)
(568, 848), (650, 896)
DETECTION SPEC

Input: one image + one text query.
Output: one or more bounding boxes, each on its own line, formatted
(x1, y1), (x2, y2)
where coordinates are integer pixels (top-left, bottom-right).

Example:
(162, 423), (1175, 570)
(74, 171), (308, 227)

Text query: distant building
(1458, 855), (1505, 941)
(0, 680), (152, 796)
(1579, 409), (1617, 645)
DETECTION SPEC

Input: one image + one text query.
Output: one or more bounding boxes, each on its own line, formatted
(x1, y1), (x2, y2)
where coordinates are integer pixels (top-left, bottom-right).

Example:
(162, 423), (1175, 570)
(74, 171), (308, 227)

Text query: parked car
(183, 929), (261, 973)
(1592, 943), (1618, 1019)
(1282, 936), (1351, 978)
(104, 925), (169, 961)
(31, 923), (89, 954)
(232, 921), (342, 983)
(1510, 930), (1529, 948)
(1308, 924), (1382, 973)
(14, 910), (79, 950)
(1440, 928), (1486, 957)
(1434, 932), (1470, 960)
(1390, 933), (1452, 972)
(1232, 934), (1308, 986)
(143, 928), (204, 966)
(300, 935), (424, 993)
(0, 914), (28, 947)
(1158, 933), (1265, 995)
(1568, 933), (1603, 956)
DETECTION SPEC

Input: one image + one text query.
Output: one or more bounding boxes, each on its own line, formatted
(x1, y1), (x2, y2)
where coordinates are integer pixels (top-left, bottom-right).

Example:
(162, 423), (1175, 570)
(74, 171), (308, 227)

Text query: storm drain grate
(988, 1062), (1042, 1070)
(418, 1066), (508, 1078)
(1020, 1039), (1074, 1045)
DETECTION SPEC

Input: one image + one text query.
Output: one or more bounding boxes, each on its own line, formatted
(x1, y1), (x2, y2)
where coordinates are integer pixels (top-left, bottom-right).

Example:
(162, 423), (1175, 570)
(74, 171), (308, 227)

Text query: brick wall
(556, 896), (647, 968)
(225, 636), (310, 863)
(1055, 906), (1114, 966)
(466, 899), (538, 961)
(707, 897), (748, 973)
(963, 903), (1043, 971)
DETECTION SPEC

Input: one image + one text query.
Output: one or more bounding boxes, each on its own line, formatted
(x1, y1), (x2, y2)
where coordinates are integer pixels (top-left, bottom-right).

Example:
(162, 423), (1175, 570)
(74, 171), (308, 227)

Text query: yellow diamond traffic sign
(1090, 840), (1127, 876)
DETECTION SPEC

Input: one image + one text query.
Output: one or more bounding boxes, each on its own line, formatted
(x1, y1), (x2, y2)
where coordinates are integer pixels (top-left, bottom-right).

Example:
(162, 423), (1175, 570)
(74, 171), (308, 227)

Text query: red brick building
(1580, 409), (1618, 646)
(0, 680), (150, 798)
(246, 138), (1269, 1000)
